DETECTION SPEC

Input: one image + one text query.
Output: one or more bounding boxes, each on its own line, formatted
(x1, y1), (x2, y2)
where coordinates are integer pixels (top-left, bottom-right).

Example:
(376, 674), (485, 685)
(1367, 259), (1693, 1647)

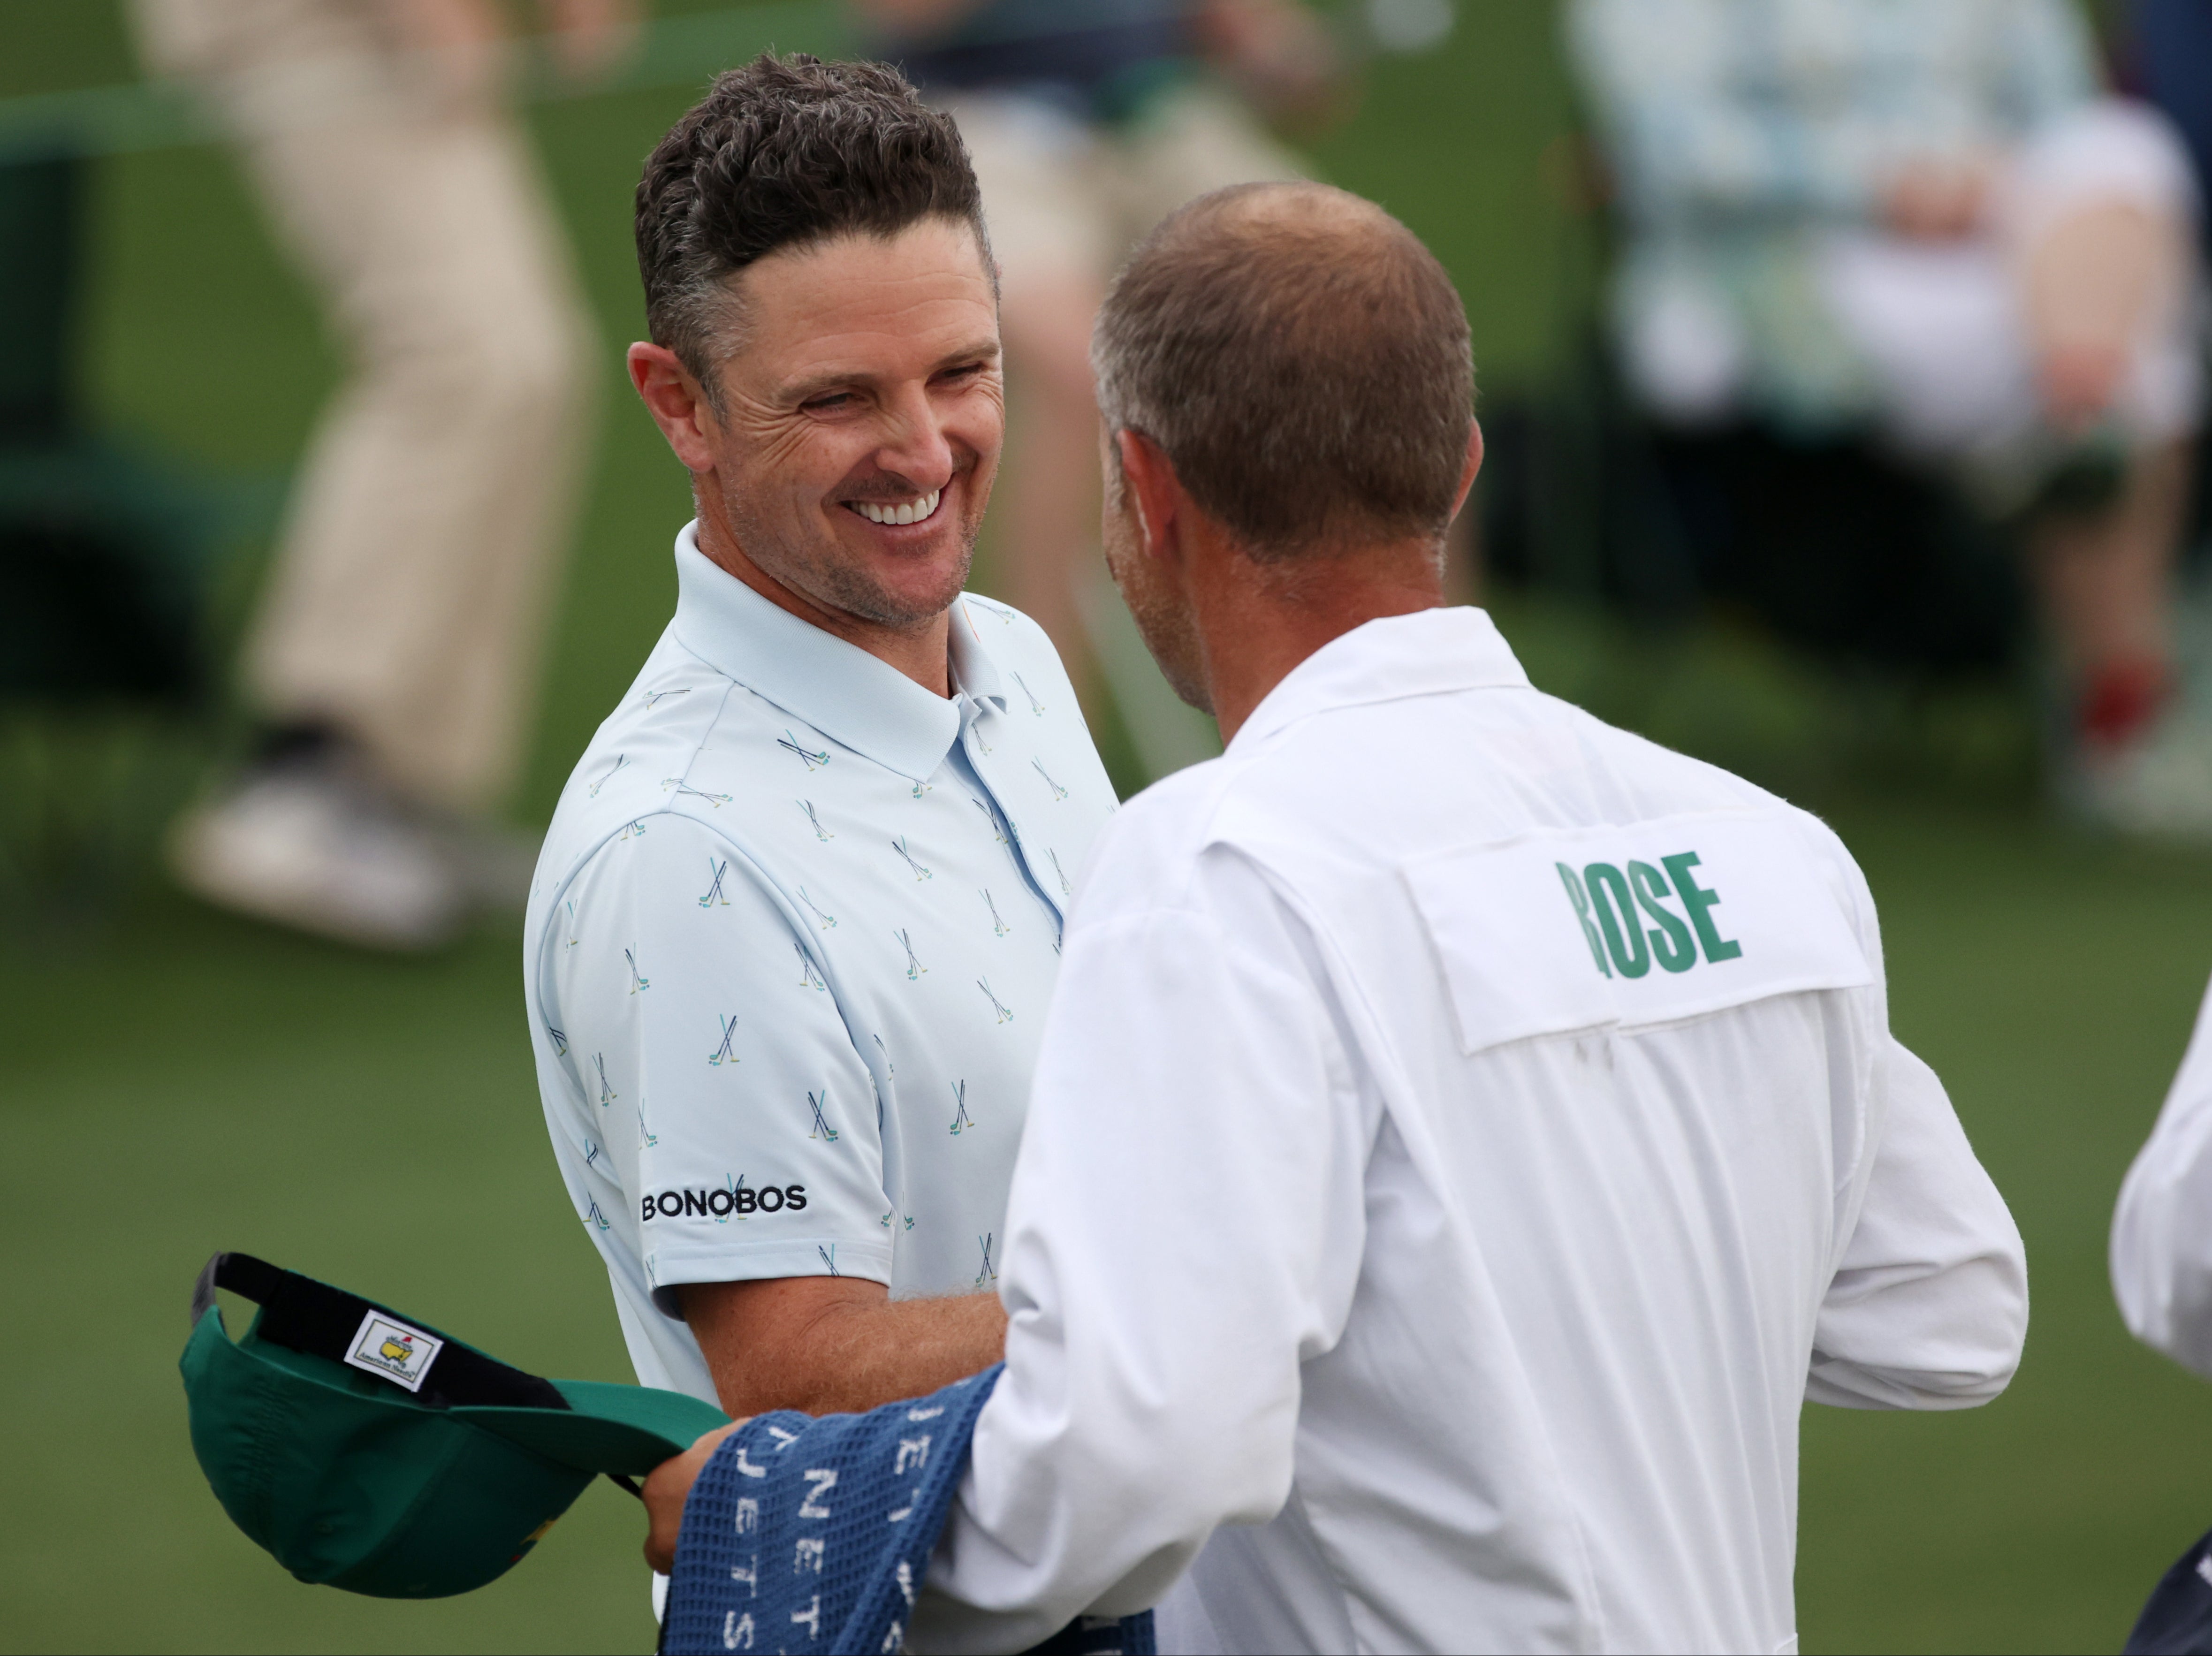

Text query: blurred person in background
(133, 0), (630, 950)
(1569, 0), (2207, 840)
(851, 0), (1338, 742)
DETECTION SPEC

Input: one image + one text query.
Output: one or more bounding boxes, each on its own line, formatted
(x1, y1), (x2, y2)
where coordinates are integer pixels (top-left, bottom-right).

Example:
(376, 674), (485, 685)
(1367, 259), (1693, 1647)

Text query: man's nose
(872, 383), (958, 490)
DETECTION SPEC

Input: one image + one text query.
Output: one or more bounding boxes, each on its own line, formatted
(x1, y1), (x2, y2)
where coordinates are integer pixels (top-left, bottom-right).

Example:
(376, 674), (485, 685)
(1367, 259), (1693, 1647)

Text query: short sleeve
(547, 812), (892, 1309)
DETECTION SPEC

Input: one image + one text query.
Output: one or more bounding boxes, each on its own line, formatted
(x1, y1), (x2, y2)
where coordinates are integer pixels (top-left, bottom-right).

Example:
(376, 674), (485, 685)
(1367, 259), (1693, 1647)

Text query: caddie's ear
(1451, 418), (1485, 524)
(629, 342), (721, 475)
(1115, 429), (1185, 563)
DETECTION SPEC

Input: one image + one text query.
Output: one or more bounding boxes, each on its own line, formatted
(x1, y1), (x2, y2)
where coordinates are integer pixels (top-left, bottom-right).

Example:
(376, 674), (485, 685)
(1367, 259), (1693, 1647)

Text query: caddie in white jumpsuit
(896, 184), (2032, 1653)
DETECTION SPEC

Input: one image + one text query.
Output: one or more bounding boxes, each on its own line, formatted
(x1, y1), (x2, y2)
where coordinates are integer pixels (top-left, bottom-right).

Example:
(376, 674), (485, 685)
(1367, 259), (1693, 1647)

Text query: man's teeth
(853, 490), (942, 526)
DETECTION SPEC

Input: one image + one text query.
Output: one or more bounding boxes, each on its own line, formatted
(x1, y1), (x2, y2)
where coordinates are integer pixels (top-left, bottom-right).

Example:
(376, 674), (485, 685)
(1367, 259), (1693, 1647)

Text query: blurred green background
(5, 2), (2212, 1652)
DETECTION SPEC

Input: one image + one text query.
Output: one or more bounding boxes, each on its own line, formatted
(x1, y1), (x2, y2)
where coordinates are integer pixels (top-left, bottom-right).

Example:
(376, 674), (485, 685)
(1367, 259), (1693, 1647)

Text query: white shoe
(2065, 704), (2212, 843)
(433, 819), (542, 912)
(167, 764), (469, 950)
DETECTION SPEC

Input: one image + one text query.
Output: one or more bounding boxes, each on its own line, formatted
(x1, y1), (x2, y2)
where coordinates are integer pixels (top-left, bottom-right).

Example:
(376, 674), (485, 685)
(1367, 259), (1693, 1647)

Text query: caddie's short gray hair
(1092, 182), (1473, 558)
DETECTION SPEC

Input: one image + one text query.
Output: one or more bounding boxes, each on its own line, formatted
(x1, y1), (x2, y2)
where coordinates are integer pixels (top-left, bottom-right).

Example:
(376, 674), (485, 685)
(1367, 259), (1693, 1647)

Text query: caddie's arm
(2112, 968), (2212, 1376)
(1808, 1035), (2029, 1409)
(912, 846), (1367, 1652)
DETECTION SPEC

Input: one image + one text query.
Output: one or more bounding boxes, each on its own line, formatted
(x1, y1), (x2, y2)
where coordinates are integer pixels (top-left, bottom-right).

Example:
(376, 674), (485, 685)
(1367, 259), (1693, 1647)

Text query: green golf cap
(180, 1252), (728, 1599)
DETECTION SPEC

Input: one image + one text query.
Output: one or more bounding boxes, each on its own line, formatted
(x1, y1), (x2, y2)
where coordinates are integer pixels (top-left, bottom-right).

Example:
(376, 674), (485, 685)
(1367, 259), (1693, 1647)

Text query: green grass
(6, 3), (2212, 1652)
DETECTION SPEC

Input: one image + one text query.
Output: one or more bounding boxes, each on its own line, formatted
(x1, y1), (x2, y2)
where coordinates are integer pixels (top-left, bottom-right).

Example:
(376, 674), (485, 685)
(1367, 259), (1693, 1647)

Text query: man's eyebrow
(780, 338), (1003, 403)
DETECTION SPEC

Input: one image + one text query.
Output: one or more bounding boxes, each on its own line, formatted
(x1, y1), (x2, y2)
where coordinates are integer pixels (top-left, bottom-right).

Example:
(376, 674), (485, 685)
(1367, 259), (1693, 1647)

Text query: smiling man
(524, 56), (1115, 1442)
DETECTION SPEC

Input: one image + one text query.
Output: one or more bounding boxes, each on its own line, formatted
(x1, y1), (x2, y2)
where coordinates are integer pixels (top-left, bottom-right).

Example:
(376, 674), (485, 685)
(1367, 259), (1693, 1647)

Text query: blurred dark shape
(1480, 346), (2024, 679)
(2133, 0), (2212, 258)
(0, 154), (73, 439)
(889, 0), (1193, 125)
(2127, 0), (2212, 581)
(0, 150), (222, 707)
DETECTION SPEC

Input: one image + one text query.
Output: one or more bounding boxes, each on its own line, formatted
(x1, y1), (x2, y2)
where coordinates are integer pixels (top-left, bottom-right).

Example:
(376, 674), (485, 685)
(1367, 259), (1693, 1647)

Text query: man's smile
(846, 488), (944, 527)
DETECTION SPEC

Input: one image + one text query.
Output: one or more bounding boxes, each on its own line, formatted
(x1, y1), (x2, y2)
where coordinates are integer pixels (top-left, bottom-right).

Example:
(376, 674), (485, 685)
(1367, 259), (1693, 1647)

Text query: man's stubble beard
(1103, 513), (1212, 715)
(720, 473), (983, 632)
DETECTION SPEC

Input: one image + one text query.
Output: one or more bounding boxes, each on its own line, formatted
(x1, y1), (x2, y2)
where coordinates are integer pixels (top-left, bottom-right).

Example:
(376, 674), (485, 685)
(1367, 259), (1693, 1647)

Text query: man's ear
(1115, 429), (1184, 563)
(1450, 418), (1485, 523)
(629, 342), (720, 474)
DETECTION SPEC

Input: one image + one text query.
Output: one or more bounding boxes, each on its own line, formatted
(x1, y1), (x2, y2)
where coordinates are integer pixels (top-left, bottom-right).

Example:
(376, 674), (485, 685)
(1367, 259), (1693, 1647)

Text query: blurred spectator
(853, 0), (1337, 736)
(1569, 0), (2208, 839)
(131, 0), (627, 949)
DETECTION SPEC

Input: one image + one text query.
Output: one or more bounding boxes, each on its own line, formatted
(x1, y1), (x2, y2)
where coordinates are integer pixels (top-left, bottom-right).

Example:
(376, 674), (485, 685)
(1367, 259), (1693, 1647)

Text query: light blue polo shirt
(526, 524), (1117, 1402)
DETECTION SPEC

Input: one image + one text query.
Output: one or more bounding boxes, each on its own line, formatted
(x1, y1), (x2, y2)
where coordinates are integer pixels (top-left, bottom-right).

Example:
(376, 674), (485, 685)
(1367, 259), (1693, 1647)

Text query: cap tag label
(343, 1309), (444, 1393)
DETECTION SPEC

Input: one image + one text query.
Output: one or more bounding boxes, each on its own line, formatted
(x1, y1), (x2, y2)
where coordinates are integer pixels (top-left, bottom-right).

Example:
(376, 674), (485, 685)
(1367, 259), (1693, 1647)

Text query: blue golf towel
(664, 1363), (1155, 1656)
(2127, 1522), (2212, 1655)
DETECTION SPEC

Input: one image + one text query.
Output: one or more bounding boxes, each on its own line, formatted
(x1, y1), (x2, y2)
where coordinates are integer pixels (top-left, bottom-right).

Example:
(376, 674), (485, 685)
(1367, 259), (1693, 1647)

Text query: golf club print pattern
(779, 730), (829, 770)
(892, 836), (933, 881)
(699, 858), (730, 909)
(530, 533), (1116, 1400)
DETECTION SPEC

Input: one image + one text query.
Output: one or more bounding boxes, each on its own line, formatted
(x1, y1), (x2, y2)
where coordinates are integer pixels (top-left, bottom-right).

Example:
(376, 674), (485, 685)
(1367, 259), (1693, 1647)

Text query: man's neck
(694, 497), (953, 698)
(1190, 533), (1445, 743)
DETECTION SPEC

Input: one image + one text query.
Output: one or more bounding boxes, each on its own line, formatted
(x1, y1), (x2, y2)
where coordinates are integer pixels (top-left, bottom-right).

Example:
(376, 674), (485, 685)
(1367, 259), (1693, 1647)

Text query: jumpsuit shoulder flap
(1403, 806), (1873, 1056)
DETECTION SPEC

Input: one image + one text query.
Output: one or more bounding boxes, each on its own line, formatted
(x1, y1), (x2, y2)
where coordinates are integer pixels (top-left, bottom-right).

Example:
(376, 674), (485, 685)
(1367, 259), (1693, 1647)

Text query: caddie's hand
(642, 1421), (746, 1575)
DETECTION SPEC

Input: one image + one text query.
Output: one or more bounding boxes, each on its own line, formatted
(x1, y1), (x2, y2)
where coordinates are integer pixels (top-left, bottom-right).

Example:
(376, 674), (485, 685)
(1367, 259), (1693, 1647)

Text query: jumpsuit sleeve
(910, 848), (1370, 1653)
(1808, 1036), (2029, 1409)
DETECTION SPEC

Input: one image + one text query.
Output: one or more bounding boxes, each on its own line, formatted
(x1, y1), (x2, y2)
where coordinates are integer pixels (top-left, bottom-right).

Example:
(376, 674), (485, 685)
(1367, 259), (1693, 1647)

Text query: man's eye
(805, 393), (854, 412)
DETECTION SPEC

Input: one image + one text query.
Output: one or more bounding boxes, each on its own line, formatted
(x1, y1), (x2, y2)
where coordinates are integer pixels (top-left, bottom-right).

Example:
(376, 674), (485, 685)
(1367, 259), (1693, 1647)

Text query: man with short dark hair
(650, 181), (2029, 1651)
(525, 53), (1115, 1450)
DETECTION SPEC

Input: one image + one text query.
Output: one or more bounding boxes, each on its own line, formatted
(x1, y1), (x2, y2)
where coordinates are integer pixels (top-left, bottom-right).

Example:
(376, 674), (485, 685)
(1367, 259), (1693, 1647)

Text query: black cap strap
(191, 1251), (570, 1415)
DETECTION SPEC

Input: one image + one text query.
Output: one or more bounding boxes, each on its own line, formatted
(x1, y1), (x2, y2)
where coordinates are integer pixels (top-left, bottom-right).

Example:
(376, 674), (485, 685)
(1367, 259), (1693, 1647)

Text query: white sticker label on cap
(343, 1309), (444, 1393)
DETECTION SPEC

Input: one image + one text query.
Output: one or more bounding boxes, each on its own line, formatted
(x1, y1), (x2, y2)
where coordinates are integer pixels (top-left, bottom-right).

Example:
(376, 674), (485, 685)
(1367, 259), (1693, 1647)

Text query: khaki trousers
(132, 0), (595, 814)
(948, 82), (1306, 289)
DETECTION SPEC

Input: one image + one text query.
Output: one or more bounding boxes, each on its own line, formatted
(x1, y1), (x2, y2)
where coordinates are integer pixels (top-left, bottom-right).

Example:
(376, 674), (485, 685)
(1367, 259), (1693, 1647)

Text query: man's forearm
(684, 1277), (1007, 1418)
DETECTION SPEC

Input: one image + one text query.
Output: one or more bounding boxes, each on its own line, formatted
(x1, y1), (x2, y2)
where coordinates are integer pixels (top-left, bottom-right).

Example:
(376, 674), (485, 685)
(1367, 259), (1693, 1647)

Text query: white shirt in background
(2113, 972), (2212, 1376)
(915, 606), (2028, 1655)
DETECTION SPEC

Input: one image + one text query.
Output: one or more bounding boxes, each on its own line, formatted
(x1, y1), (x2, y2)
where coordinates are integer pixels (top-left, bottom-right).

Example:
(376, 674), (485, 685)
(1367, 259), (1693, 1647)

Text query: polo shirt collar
(947, 597), (1008, 714)
(1231, 606), (1532, 751)
(669, 522), (999, 783)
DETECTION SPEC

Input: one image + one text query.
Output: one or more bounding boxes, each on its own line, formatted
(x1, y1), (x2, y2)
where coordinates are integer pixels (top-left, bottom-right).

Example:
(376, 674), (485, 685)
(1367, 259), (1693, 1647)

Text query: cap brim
(458, 1380), (730, 1478)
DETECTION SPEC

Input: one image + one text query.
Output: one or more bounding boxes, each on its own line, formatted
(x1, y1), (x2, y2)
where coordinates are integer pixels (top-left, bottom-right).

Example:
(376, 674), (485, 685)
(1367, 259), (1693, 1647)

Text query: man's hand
(388, 0), (507, 101)
(642, 1421), (745, 1576)
(537, 0), (639, 83)
(1196, 0), (1345, 125)
(1881, 155), (1993, 241)
(682, 1276), (1007, 1420)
